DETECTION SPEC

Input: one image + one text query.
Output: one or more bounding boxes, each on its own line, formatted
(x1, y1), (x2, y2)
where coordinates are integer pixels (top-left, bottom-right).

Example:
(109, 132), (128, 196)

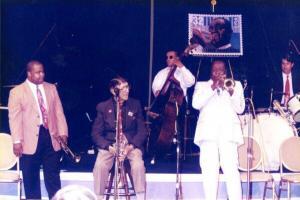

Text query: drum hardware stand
(268, 88), (274, 114)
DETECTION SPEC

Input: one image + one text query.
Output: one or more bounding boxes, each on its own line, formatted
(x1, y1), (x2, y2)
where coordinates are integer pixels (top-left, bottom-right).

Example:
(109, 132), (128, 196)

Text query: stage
(1, 154), (300, 200)
(1, 171), (300, 199)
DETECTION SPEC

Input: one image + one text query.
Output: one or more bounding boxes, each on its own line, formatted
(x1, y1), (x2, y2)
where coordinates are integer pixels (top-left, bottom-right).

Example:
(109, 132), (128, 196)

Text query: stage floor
(1, 171), (300, 200)
(1, 153), (300, 199)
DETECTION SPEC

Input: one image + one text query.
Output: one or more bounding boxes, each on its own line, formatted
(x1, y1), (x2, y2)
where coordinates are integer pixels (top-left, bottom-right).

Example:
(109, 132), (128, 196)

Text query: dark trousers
(21, 126), (61, 199)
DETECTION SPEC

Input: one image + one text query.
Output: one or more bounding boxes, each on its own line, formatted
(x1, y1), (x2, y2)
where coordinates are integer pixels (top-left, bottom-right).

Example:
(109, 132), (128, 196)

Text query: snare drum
(238, 112), (294, 171)
(287, 93), (300, 122)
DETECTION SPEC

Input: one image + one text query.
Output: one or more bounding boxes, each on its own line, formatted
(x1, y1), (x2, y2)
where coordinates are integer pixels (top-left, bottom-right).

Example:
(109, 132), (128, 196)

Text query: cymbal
(2, 84), (17, 88)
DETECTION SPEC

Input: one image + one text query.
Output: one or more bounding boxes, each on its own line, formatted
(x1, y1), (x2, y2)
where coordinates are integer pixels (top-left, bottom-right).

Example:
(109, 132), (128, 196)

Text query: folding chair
(0, 133), (22, 200)
(238, 136), (275, 199)
(278, 136), (300, 200)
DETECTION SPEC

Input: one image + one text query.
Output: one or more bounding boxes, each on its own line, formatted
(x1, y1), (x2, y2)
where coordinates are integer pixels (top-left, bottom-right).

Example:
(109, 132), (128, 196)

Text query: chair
(0, 133), (22, 200)
(105, 160), (136, 200)
(278, 136), (300, 199)
(238, 136), (275, 199)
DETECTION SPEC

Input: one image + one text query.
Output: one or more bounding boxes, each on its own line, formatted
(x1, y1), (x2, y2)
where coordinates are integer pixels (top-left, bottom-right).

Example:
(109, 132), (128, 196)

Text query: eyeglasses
(166, 56), (175, 59)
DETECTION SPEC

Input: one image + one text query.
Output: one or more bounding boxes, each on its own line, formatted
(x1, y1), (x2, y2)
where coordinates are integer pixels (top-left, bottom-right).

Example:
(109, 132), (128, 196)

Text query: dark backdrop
(1, 0), (300, 153)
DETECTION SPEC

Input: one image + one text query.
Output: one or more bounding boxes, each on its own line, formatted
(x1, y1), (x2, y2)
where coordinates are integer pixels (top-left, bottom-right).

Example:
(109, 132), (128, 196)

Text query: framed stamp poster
(188, 14), (243, 57)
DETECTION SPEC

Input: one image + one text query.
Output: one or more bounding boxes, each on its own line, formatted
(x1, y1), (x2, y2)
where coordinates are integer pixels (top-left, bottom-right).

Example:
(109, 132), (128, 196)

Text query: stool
(105, 160), (136, 200)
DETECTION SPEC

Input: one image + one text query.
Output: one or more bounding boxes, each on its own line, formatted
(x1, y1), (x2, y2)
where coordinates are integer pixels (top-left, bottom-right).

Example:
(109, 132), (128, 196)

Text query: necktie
(284, 75), (290, 105)
(36, 86), (48, 128)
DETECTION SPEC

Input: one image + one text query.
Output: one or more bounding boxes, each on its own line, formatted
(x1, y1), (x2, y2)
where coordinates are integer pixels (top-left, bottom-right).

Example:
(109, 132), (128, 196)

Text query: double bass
(147, 58), (186, 161)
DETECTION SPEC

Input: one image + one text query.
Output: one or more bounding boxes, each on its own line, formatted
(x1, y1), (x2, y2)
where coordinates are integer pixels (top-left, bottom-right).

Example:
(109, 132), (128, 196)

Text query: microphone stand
(245, 98), (252, 200)
(245, 95), (257, 200)
(174, 101), (182, 200)
(183, 95), (190, 160)
(114, 93), (121, 200)
(268, 88), (274, 114)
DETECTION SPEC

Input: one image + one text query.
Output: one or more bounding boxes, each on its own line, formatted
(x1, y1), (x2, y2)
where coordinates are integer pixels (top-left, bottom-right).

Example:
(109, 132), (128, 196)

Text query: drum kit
(238, 93), (300, 171)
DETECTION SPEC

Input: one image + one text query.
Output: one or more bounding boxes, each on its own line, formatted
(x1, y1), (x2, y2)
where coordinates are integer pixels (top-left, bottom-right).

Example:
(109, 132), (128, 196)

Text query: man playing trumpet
(192, 59), (245, 200)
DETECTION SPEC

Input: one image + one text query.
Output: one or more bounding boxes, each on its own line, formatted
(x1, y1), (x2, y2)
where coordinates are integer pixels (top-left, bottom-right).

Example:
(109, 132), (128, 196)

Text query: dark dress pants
(20, 126), (61, 199)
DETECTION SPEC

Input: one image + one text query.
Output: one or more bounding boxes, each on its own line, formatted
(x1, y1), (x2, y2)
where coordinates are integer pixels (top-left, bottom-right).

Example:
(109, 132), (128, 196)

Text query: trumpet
(224, 78), (235, 90)
(222, 60), (236, 91)
(58, 138), (81, 163)
(218, 74), (235, 91)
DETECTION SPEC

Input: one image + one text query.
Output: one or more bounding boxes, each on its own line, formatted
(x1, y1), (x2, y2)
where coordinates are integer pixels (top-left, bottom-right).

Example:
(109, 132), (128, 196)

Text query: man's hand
(154, 90), (160, 97)
(124, 144), (134, 155)
(211, 80), (219, 91)
(58, 135), (68, 145)
(173, 59), (184, 68)
(108, 145), (116, 155)
(119, 144), (134, 162)
(13, 143), (23, 157)
(192, 28), (212, 45)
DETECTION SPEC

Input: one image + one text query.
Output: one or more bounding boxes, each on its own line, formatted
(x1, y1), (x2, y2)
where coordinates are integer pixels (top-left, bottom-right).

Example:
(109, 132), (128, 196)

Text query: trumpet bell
(224, 79), (235, 90)
(74, 155), (81, 163)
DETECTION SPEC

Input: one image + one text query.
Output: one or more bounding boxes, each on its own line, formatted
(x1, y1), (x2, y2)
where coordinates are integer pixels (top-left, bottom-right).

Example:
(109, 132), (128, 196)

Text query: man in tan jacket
(8, 60), (68, 199)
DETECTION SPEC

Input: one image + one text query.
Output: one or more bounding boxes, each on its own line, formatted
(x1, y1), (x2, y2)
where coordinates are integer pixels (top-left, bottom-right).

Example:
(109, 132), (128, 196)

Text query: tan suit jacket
(8, 81), (68, 154)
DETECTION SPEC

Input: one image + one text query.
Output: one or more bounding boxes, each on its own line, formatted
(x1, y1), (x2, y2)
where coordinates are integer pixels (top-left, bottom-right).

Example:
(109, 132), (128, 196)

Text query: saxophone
(114, 100), (129, 199)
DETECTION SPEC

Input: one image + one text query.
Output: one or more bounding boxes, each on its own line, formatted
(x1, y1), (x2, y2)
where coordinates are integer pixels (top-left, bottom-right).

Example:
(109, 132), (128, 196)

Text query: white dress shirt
(26, 79), (48, 125)
(281, 72), (294, 104)
(192, 80), (245, 146)
(152, 66), (195, 96)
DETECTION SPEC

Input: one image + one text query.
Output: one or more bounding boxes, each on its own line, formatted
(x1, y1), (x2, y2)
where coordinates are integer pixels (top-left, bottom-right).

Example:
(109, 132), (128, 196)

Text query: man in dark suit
(92, 77), (147, 200)
(8, 60), (68, 199)
(273, 54), (300, 106)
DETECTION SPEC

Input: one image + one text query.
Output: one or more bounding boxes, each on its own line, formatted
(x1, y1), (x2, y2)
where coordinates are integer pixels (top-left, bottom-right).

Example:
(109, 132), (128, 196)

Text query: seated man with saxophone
(91, 77), (147, 200)
(192, 59), (245, 200)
